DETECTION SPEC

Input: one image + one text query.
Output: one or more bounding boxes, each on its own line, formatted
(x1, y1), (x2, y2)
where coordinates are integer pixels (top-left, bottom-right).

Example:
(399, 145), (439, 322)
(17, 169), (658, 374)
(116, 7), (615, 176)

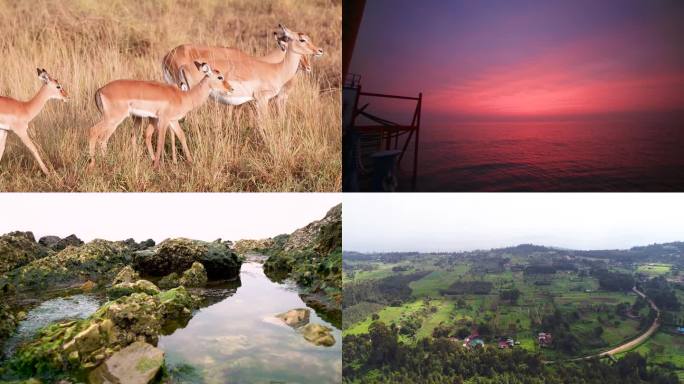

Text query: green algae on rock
(260, 204), (342, 312)
(0, 232), (52, 275)
(179, 262), (208, 288)
(132, 238), (241, 279)
(107, 280), (160, 300)
(299, 323), (335, 347)
(0, 240), (131, 292)
(88, 341), (163, 384)
(6, 288), (197, 380)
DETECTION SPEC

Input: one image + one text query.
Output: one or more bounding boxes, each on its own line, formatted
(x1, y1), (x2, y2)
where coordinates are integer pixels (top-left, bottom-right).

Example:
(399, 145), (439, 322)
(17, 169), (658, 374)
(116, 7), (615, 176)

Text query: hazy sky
(343, 194), (684, 252)
(0, 193), (341, 242)
(350, 0), (683, 122)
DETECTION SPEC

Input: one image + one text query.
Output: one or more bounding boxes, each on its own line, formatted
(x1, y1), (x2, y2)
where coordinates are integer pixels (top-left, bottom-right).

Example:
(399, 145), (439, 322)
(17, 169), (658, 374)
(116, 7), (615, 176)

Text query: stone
(73, 323), (101, 354)
(276, 308), (310, 328)
(132, 238), (241, 279)
(89, 341), (164, 384)
(112, 266), (140, 285)
(39, 235), (62, 249)
(0, 231), (52, 274)
(299, 323), (335, 347)
(81, 280), (96, 292)
(157, 272), (180, 289)
(179, 262), (208, 287)
(55, 234), (84, 251)
(107, 280), (160, 300)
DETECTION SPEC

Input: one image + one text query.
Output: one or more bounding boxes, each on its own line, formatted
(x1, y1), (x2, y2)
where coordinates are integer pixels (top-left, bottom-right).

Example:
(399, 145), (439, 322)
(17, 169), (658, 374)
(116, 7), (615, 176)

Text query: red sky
(349, 0), (684, 122)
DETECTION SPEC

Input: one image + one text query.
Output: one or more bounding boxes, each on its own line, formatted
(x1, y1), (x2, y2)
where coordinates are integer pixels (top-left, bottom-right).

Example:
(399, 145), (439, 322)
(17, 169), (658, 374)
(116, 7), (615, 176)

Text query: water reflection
(159, 262), (342, 384)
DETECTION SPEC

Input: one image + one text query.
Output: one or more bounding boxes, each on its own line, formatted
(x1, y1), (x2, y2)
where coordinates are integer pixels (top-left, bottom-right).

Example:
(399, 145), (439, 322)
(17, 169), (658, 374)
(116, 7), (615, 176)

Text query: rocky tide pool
(2, 294), (102, 358)
(159, 261), (342, 383)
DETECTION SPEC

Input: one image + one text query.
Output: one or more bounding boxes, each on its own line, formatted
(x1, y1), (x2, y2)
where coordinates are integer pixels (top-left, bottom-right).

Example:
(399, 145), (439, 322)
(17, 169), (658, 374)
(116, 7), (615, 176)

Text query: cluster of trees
(593, 269), (635, 291)
(640, 277), (680, 311)
(500, 288), (520, 304)
(344, 272), (431, 309)
(343, 321), (679, 384)
(440, 281), (493, 295)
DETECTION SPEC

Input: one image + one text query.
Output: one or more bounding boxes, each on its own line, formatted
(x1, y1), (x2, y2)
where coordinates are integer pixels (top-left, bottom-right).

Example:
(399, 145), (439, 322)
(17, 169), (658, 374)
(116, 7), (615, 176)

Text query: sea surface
(413, 121), (684, 191)
(159, 261), (342, 384)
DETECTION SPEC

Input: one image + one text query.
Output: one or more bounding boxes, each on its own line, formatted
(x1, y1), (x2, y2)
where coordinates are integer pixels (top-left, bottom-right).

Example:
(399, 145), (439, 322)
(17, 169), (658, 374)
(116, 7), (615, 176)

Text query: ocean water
(414, 121), (684, 191)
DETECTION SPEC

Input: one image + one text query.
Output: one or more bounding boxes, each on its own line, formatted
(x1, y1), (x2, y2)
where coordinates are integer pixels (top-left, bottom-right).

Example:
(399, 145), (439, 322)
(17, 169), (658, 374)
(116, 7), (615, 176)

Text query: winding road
(548, 286), (660, 363)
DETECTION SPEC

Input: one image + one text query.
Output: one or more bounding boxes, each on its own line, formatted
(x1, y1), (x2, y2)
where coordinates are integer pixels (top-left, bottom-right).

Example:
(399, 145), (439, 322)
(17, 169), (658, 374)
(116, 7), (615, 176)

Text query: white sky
(343, 194), (684, 252)
(0, 193), (341, 242)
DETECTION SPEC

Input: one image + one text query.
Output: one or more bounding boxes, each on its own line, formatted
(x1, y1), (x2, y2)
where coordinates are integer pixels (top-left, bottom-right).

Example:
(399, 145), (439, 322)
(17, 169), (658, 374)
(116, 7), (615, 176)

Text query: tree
(500, 288), (521, 305)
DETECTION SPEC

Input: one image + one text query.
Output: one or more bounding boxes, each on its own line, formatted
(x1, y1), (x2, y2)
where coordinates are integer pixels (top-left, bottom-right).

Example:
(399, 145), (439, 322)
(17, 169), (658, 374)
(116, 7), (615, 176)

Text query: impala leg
(99, 116), (127, 155)
(144, 118), (157, 161)
(88, 120), (107, 168)
(170, 128), (177, 164)
(0, 130), (7, 163)
(130, 116), (144, 146)
(153, 118), (170, 169)
(169, 120), (193, 163)
(14, 127), (49, 175)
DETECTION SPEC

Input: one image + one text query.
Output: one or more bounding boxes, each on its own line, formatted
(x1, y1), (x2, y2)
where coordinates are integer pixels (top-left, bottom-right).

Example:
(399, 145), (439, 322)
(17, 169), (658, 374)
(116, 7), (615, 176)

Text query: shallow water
(2, 294), (102, 357)
(413, 121), (684, 191)
(159, 261), (342, 384)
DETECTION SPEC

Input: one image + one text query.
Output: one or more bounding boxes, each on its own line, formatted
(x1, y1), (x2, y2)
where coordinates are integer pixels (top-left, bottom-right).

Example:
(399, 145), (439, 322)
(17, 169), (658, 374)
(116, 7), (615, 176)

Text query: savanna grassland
(343, 244), (684, 383)
(0, 0), (341, 191)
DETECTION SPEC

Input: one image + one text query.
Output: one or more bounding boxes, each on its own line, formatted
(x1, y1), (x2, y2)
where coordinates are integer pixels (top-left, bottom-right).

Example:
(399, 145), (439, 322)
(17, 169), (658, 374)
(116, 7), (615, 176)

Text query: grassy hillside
(0, 0), (341, 191)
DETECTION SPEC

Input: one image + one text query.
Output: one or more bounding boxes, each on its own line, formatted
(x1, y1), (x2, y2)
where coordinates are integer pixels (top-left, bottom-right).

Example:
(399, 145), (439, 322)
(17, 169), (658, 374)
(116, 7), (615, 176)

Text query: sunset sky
(349, 0), (684, 122)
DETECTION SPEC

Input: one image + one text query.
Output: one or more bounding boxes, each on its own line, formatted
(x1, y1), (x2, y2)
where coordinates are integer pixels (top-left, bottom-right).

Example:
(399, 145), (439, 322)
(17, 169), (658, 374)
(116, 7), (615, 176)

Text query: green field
(636, 263), (672, 276)
(344, 256), (650, 359)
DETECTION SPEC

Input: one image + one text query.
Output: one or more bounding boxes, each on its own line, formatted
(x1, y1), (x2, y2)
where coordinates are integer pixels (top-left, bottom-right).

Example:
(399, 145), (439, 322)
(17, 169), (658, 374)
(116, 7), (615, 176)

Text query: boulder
(157, 272), (180, 289)
(0, 240), (130, 292)
(38, 235), (61, 249)
(0, 231), (52, 274)
(112, 266), (140, 285)
(81, 280), (96, 292)
(107, 280), (160, 300)
(10, 286), (198, 377)
(276, 308), (310, 328)
(89, 341), (163, 384)
(55, 235), (84, 251)
(299, 323), (335, 347)
(179, 262), (208, 287)
(132, 238), (241, 279)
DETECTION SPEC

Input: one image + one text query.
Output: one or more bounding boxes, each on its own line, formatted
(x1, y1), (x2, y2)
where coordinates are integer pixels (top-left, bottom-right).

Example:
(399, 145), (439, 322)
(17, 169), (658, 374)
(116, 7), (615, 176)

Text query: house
(538, 332), (553, 347)
(463, 334), (485, 349)
(677, 327), (684, 335)
(498, 338), (515, 349)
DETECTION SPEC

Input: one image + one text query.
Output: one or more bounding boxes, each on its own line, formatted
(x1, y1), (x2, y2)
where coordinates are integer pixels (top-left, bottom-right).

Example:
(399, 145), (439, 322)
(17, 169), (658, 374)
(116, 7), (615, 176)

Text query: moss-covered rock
(276, 308), (310, 328)
(0, 240), (130, 292)
(0, 231), (52, 275)
(132, 238), (241, 279)
(7, 288), (198, 379)
(88, 341), (163, 384)
(0, 301), (19, 351)
(179, 262), (207, 288)
(261, 204), (342, 312)
(107, 280), (160, 300)
(299, 323), (335, 347)
(112, 266), (140, 285)
(157, 273), (180, 289)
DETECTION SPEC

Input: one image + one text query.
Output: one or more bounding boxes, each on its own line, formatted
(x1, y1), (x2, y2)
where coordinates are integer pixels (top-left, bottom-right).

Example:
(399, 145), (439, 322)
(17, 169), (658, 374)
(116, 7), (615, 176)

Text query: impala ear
(179, 81), (189, 92)
(37, 68), (49, 83)
(278, 24), (295, 40)
(194, 61), (211, 74)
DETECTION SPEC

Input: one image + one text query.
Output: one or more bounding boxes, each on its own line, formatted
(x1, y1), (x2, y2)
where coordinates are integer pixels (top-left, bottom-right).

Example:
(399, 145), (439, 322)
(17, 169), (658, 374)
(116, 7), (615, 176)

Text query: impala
(145, 30), (313, 163)
(87, 62), (232, 169)
(170, 25), (323, 115)
(0, 68), (68, 175)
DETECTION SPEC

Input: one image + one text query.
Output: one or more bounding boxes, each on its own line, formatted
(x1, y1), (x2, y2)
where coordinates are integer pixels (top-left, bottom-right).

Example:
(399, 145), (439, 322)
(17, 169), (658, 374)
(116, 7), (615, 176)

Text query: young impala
(151, 30), (313, 162)
(87, 61), (232, 169)
(170, 25), (323, 116)
(0, 68), (68, 175)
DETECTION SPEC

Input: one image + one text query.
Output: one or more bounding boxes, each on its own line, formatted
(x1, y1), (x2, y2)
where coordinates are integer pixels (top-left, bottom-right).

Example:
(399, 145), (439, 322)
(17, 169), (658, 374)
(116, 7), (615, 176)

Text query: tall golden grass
(0, 0), (341, 191)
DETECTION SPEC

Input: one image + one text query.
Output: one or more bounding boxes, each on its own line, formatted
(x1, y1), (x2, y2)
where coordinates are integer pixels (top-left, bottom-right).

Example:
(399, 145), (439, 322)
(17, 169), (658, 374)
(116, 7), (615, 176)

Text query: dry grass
(0, 0), (341, 191)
